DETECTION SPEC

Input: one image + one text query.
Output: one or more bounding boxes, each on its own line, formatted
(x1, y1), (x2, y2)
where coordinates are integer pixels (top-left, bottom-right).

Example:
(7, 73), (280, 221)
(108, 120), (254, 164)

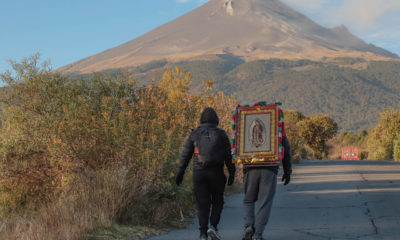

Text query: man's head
(200, 107), (219, 125)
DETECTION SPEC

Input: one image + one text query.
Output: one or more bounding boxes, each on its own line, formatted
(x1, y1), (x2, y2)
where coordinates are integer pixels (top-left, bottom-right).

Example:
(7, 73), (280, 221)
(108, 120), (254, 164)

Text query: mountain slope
(122, 57), (399, 131)
(59, 0), (397, 74)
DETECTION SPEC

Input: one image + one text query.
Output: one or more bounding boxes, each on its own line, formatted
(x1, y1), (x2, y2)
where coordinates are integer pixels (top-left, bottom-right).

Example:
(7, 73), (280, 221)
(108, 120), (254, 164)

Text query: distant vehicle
(342, 148), (359, 160)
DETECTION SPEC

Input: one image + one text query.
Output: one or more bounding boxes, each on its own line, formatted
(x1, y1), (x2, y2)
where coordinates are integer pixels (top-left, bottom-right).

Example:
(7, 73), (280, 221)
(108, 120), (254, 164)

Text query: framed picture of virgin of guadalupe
(232, 102), (283, 165)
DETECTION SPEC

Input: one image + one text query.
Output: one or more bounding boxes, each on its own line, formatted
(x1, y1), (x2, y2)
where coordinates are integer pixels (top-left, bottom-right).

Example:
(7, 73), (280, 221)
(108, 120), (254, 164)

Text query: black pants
(193, 168), (227, 234)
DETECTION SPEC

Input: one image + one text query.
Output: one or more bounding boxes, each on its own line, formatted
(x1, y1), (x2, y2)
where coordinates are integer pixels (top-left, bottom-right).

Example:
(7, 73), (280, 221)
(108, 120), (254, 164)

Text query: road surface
(148, 160), (400, 240)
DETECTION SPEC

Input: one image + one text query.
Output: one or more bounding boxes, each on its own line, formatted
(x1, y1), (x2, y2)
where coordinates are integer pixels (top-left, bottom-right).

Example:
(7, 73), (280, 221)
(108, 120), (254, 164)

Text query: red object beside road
(342, 148), (359, 160)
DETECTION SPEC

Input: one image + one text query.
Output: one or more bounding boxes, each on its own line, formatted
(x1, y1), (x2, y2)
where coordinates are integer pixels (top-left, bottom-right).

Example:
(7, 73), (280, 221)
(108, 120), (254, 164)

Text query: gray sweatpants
(243, 168), (277, 238)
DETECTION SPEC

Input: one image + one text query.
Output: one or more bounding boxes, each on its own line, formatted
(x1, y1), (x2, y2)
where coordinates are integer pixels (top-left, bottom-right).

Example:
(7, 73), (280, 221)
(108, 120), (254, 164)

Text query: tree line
(130, 57), (400, 132)
(284, 106), (400, 162)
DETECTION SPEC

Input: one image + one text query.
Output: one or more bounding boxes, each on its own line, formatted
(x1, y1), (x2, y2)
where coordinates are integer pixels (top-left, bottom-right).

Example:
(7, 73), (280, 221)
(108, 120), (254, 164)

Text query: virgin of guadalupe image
(250, 119), (265, 148)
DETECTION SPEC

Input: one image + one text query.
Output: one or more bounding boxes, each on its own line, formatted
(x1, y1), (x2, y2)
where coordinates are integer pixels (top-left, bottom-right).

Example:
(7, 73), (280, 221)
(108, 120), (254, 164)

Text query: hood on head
(200, 107), (219, 125)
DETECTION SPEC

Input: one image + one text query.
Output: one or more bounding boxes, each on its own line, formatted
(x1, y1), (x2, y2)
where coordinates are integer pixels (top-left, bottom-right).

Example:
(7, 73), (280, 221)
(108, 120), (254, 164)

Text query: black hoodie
(179, 108), (236, 174)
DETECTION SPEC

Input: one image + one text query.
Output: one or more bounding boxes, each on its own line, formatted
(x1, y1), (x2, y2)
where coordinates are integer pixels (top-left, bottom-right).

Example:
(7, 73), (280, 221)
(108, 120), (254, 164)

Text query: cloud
(176, 0), (190, 3)
(282, 0), (331, 12)
(338, 0), (400, 29)
(282, 0), (400, 55)
(282, 0), (400, 30)
(361, 22), (400, 53)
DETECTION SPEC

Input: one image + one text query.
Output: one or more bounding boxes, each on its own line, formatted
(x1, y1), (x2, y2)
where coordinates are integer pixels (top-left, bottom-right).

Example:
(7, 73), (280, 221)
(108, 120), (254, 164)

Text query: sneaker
(207, 226), (221, 240)
(200, 233), (208, 240)
(242, 226), (254, 240)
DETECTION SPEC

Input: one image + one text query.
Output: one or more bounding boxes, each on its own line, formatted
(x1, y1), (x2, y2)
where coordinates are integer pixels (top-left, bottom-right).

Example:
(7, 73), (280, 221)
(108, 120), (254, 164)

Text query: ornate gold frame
(234, 104), (279, 164)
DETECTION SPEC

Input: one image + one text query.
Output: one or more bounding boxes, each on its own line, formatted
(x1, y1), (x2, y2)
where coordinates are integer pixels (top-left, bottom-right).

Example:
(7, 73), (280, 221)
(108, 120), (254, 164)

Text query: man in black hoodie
(176, 107), (236, 240)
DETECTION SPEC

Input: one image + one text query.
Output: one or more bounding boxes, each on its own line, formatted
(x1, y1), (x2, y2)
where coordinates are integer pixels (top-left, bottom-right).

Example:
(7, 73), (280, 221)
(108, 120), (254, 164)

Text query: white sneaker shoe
(207, 226), (221, 240)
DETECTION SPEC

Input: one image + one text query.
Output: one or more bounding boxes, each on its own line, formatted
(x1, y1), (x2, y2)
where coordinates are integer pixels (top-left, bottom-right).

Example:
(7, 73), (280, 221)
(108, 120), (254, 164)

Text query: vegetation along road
(148, 160), (400, 240)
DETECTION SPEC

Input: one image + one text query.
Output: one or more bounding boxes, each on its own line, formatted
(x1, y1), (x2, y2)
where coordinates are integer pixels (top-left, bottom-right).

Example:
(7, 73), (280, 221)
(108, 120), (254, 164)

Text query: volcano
(59, 0), (397, 73)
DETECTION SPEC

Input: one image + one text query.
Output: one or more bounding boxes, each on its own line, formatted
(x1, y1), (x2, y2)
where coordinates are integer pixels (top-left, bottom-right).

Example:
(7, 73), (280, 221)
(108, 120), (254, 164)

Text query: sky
(1, 0), (399, 73)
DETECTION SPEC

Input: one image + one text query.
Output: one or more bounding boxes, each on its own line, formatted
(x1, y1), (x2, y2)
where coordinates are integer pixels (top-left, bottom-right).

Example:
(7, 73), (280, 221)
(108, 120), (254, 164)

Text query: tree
(298, 114), (338, 159)
(0, 55), (71, 212)
(367, 106), (400, 160)
(284, 110), (307, 161)
(337, 129), (368, 147)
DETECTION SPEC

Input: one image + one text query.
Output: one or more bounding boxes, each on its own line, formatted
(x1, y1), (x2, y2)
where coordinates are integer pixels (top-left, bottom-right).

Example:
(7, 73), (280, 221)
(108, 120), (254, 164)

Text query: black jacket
(179, 123), (236, 175)
(281, 136), (292, 175)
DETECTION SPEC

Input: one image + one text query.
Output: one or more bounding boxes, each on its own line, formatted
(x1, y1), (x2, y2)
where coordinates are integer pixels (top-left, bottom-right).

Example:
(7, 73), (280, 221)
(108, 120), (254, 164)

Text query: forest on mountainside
(125, 57), (400, 132)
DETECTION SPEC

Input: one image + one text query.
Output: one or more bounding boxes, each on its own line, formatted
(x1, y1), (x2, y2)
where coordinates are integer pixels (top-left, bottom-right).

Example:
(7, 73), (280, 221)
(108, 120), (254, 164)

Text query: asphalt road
(148, 160), (400, 240)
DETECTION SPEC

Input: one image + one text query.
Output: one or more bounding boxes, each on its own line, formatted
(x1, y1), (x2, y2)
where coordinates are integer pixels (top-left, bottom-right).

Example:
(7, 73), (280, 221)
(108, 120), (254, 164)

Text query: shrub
(0, 56), (236, 239)
(394, 135), (400, 162)
(297, 114), (338, 159)
(367, 106), (400, 160)
(284, 110), (307, 161)
(359, 150), (369, 160)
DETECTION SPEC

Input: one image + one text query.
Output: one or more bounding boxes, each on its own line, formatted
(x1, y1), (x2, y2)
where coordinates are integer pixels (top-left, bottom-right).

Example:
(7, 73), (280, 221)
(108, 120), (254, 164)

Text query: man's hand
(281, 173), (290, 185)
(227, 174), (235, 186)
(175, 169), (185, 186)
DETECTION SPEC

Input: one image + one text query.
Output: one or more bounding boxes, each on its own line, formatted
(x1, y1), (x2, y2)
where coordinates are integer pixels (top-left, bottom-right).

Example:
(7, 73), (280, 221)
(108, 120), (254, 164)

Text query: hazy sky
(1, 0), (399, 73)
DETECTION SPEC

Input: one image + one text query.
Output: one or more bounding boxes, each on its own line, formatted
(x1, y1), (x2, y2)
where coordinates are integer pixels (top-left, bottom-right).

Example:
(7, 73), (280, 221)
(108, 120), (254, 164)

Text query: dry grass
(0, 167), (128, 240)
(0, 163), (197, 240)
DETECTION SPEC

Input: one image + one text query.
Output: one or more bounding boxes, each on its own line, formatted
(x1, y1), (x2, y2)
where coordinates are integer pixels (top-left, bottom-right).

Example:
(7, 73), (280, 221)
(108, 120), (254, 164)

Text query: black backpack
(194, 127), (225, 168)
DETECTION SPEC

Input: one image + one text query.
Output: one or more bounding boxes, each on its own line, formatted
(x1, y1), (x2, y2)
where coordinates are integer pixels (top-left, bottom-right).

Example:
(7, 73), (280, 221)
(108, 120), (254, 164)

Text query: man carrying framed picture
(232, 103), (292, 240)
(242, 135), (291, 240)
